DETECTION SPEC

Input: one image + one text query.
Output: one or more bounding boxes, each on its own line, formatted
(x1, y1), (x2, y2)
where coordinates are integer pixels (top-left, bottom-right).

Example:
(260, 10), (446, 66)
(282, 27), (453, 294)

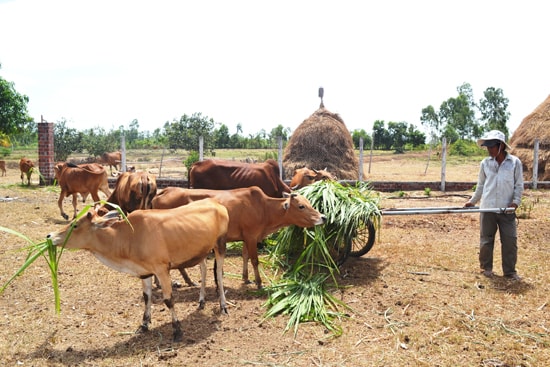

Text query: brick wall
(38, 122), (54, 185)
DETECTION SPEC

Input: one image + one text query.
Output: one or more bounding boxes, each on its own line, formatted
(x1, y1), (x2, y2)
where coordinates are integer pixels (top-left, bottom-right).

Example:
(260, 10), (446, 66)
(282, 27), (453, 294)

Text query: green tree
(372, 120), (392, 150)
(268, 124), (291, 146)
(54, 119), (83, 161)
(213, 124), (231, 148)
(387, 121), (408, 153)
(0, 64), (33, 136)
(479, 87), (510, 136)
(351, 129), (372, 149)
(421, 83), (481, 143)
(164, 112), (215, 152)
(81, 127), (119, 158)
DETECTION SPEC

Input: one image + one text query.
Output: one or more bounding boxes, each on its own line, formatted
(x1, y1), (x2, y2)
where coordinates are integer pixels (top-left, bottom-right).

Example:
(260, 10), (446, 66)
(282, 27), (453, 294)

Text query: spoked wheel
(348, 219), (376, 257)
(327, 236), (351, 267)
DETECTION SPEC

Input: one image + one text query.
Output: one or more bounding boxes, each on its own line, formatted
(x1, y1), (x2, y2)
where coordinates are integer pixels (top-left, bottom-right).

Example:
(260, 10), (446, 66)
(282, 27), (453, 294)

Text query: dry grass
(0, 151), (549, 366)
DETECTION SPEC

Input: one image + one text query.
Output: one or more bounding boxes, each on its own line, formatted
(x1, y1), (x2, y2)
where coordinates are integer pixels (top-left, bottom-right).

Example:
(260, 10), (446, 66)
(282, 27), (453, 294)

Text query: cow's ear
(93, 210), (120, 228)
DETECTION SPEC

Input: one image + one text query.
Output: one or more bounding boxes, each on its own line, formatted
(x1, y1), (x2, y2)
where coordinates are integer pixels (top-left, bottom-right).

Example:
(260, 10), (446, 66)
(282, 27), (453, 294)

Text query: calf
(54, 162), (111, 220)
(0, 160), (6, 176)
(152, 186), (326, 288)
(99, 151), (122, 173)
(19, 158), (34, 185)
(47, 198), (230, 342)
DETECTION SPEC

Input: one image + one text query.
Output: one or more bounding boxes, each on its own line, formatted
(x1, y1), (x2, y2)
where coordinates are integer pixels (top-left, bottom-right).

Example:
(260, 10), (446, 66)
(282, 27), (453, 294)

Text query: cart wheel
(328, 236), (351, 267)
(349, 219), (376, 257)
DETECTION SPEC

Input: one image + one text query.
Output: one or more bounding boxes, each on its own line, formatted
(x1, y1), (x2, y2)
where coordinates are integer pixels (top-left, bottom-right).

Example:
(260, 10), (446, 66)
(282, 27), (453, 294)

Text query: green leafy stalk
(1, 201), (129, 314)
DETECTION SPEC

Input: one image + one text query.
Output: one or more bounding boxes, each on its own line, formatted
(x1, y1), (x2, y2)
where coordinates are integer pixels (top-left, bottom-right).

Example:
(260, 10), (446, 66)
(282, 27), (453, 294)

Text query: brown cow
(102, 171), (157, 214)
(152, 186), (326, 288)
(0, 160), (6, 176)
(289, 167), (336, 189)
(54, 162), (111, 220)
(189, 159), (291, 198)
(99, 151), (122, 172)
(47, 198), (230, 342)
(19, 158), (34, 185)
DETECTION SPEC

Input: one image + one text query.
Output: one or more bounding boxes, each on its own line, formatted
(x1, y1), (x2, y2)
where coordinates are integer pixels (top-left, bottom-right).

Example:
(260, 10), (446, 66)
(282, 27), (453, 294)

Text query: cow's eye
(299, 205), (305, 209)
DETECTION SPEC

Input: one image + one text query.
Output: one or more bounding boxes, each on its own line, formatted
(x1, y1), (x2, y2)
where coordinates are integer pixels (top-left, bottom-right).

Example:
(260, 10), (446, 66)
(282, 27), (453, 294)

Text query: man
(465, 130), (523, 280)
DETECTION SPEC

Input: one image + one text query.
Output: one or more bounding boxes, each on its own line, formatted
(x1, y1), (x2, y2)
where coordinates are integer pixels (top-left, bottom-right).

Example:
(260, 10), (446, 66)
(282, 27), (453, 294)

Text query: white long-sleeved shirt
(469, 152), (524, 209)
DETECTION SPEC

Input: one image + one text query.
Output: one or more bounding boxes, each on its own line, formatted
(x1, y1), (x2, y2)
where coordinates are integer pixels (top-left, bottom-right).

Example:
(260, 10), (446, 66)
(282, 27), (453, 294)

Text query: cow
(47, 198), (230, 342)
(54, 162), (111, 220)
(101, 171), (157, 214)
(189, 159), (291, 198)
(151, 186), (327, 288)
(99, 151), (122, 173)
(289, 167), (336, 190)
(97, 171), (198, 287)
(19, 158), (34, 185)
(0, 160), (6, 176)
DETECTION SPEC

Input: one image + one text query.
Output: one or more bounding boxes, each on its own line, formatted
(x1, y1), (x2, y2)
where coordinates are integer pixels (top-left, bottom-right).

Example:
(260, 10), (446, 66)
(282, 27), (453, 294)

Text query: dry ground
(0, 152), (548, 366)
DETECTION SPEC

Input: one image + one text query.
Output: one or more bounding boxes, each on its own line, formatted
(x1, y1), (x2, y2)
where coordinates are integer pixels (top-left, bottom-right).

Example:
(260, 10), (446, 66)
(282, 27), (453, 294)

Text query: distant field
(2, 148), (485, 182)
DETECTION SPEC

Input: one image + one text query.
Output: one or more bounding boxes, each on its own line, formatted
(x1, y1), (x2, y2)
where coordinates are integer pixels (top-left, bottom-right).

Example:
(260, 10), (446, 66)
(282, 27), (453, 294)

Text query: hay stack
(509, 94), (550, 181)
(283, 105), (358, 180)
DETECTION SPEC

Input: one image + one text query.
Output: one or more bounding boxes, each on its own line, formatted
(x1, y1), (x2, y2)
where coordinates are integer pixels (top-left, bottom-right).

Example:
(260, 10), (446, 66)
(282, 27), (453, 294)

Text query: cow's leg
(71, 194), (79, 219)
(178, 266), (197, 286)
(157, 271), (182, 342)
(198, 259), (207, 309)
(137, 276), (153, 334)
(246, 239), (262, 289)
(213, 239), (228, 314)
(241, 240), (251, 284)
(58, 191), (69, 220)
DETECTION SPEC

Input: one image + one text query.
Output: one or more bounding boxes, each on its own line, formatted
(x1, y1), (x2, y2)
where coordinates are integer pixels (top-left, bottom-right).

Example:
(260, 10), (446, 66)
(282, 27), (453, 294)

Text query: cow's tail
(140, 174), (153, 209)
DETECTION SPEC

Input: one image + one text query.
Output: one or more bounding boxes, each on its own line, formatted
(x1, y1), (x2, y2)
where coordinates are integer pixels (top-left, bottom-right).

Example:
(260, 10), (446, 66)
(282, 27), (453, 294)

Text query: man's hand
(464, 202), (474, 208)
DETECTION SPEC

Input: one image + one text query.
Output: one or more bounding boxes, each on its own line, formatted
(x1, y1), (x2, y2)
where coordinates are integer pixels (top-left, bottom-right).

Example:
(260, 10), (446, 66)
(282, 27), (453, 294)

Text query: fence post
(368, 131), (374, 174)
(533, 139), (539, 189)
(358, 137), (364, 181)
(199, 136), (204, 161)
(440, 137), (447, 192)
(120, 134), (127, 172)
(277, 136), (283, 179)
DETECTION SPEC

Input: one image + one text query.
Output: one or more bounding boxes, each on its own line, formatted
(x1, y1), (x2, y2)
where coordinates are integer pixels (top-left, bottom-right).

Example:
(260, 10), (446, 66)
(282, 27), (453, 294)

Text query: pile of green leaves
(263, 180), (381, 336)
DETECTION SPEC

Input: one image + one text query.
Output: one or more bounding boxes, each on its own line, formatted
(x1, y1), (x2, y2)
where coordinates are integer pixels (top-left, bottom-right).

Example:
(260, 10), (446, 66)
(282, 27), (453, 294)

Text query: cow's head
(282, 192), (326, 226)
(290, 167), (336, 190)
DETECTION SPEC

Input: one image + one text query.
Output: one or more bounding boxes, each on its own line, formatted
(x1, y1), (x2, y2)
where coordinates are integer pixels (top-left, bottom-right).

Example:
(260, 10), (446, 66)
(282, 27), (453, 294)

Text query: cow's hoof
(173, 330), (183, 343)
(136, 324), (149, 334)
(198, 300), (205, 310)
(220, 306), (229, 315)
(62, 214), (69, 220)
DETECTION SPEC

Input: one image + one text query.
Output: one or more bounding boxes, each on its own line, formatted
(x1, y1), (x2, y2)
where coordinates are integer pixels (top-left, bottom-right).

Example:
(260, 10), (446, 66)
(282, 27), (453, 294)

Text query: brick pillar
(38, 122), (54, 185)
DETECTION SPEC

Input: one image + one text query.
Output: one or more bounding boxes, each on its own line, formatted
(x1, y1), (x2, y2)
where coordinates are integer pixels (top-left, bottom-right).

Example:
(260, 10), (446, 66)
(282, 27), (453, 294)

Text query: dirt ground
(0, 153), (549, 366)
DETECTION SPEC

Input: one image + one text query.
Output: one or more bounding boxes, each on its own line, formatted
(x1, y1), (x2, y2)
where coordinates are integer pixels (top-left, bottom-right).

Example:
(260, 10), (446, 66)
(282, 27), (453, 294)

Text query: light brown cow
(152, 186), (326, 288)
(289, 167), (336, 190)
(99, 151), (122, 172)
(19, 158), (34, 185)
(47, 198), (230, 342)
(54, 162), (111, 220)
(189, 159), (291, 198)
(0, 160), (6, 176)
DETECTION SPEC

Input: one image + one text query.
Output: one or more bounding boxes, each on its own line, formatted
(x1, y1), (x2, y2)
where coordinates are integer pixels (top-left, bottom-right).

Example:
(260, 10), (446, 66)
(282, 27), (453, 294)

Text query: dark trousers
(479, 212), (518, 276)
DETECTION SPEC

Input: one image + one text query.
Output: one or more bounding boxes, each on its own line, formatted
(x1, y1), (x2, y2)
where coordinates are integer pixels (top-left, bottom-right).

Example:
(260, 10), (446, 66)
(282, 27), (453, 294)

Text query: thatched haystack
(509, 94), (550, 181)
(283, 106), (358, 180)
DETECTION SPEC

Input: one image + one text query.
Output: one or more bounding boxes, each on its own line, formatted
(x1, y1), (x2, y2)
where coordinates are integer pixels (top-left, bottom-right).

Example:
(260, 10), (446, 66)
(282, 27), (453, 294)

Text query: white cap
(477, 130), (511, 150)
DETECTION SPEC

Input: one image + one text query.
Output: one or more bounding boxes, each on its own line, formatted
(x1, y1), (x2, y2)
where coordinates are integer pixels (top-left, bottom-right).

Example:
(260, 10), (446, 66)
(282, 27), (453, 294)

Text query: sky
(1, 0), (548, 138)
